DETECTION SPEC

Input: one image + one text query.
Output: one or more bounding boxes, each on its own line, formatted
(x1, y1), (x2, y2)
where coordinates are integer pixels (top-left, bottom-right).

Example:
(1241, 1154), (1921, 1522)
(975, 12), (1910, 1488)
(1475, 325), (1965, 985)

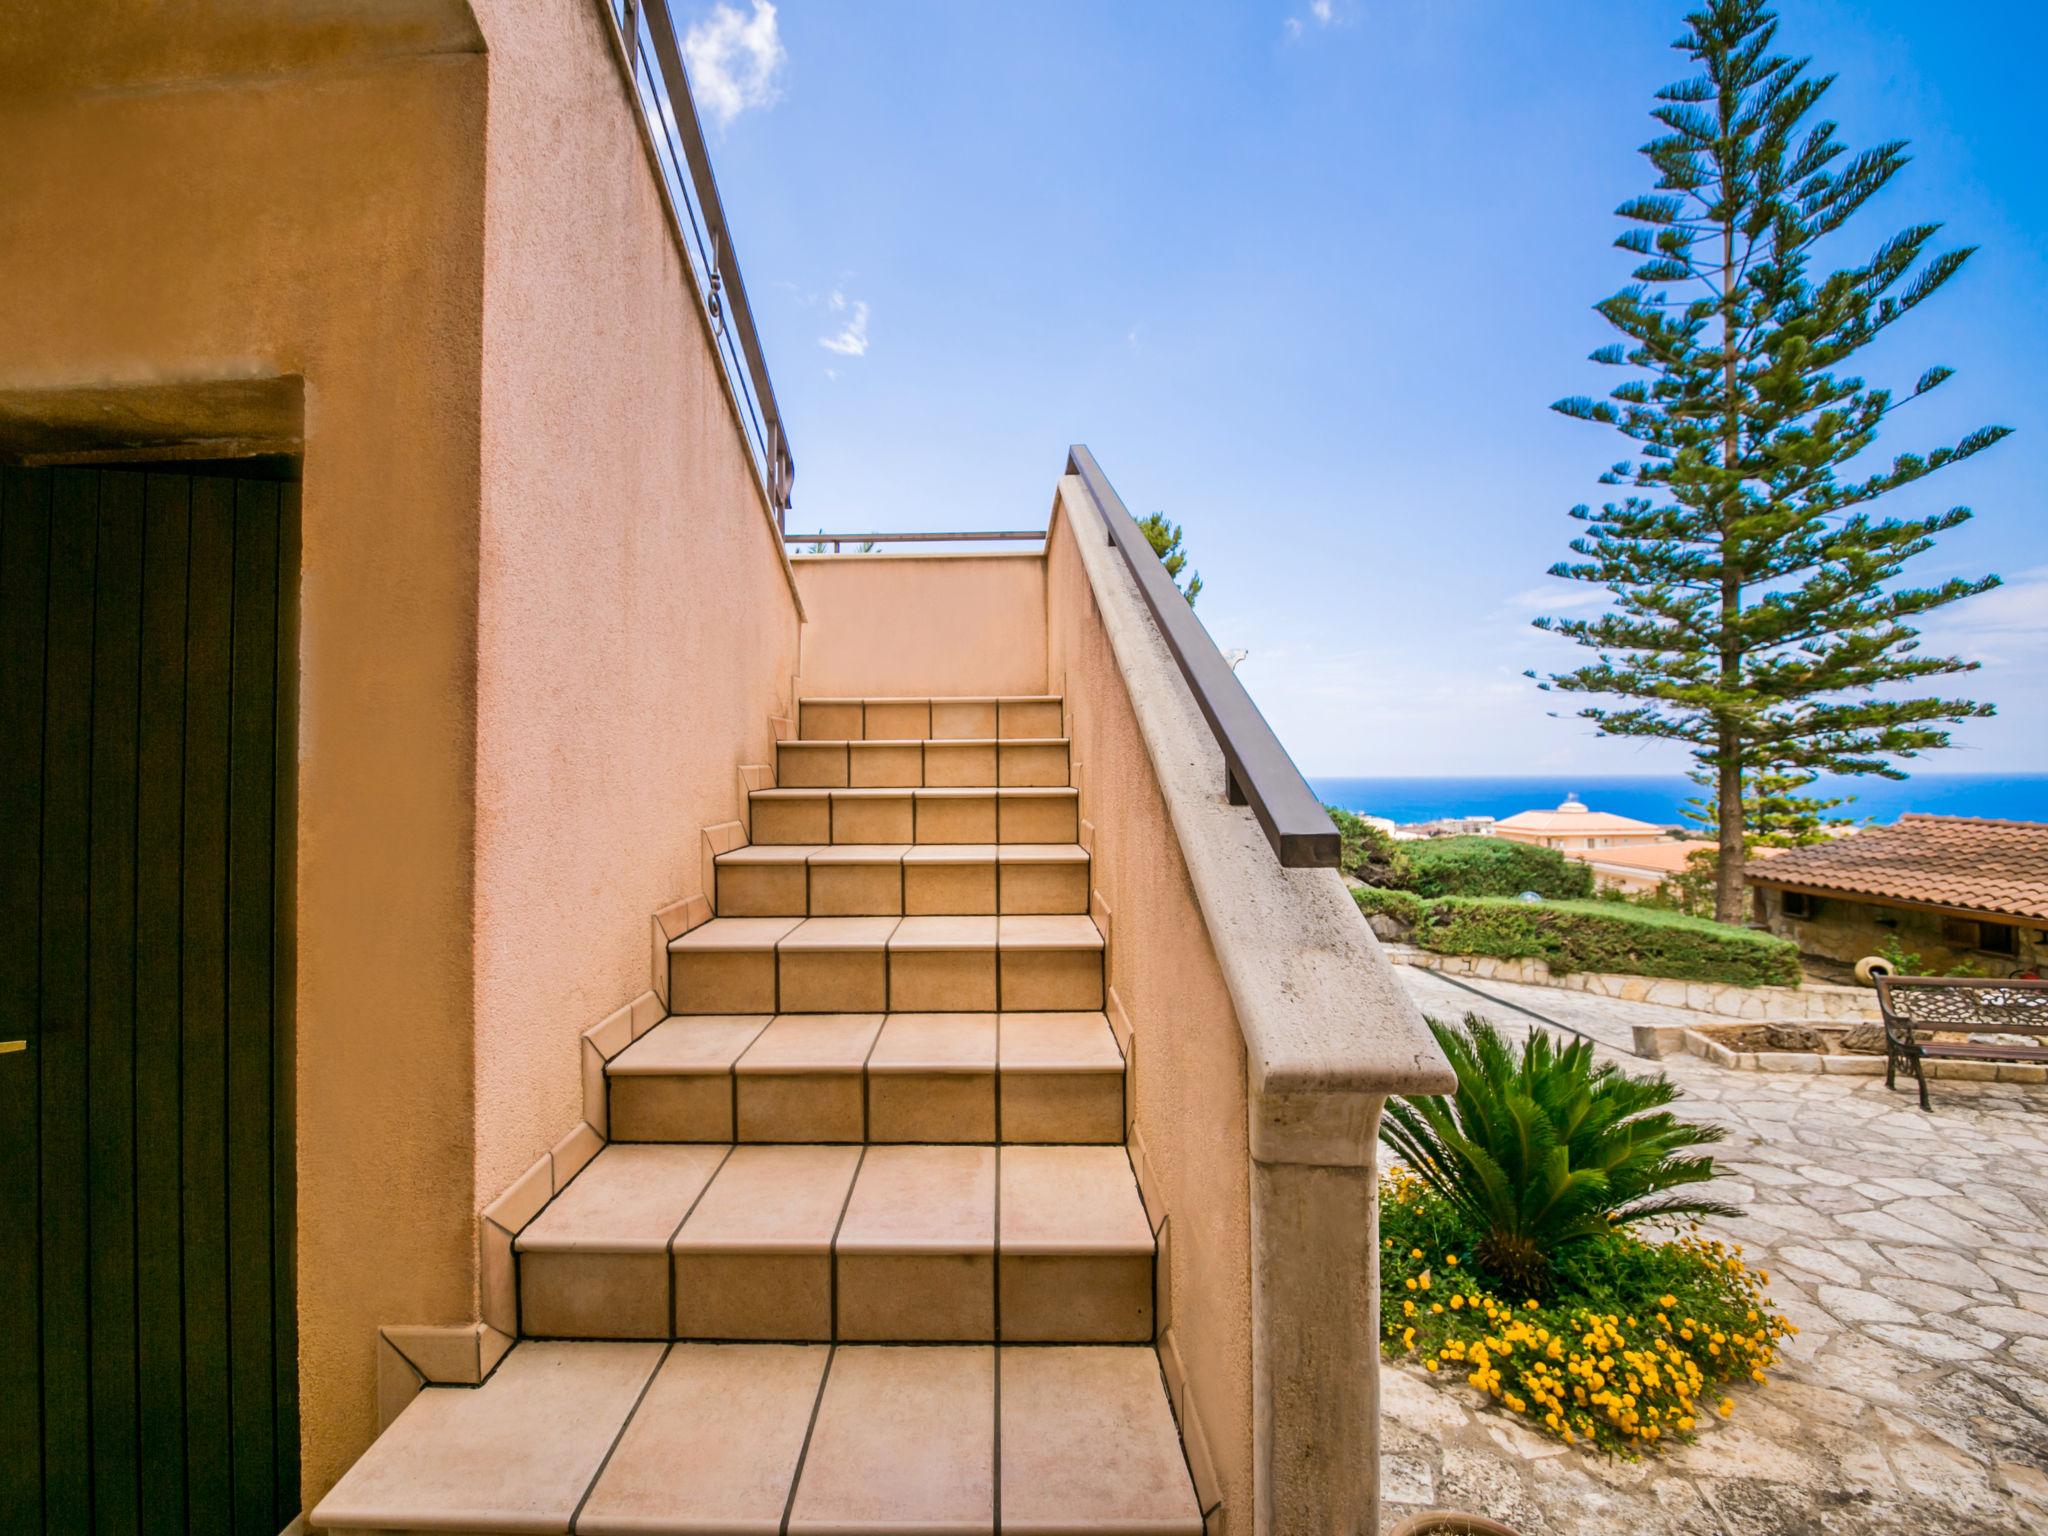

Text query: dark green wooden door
(1, 465), (300, 1535)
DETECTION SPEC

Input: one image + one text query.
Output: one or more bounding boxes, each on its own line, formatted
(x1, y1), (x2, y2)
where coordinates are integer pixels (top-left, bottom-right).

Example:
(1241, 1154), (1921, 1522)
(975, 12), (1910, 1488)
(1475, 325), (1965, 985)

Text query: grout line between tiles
(827, 1146), (867, 1341)
(569, 1340), (670, 1534)
(780, 1343), (836, 1536)
(665, 1143), (735, 1339)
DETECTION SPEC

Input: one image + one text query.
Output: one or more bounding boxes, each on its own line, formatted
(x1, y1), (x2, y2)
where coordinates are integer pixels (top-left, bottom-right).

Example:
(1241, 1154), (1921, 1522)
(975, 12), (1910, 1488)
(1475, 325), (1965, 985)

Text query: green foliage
(1537, 0), (2006, 922)
(1380, 1169), (1793, 1452)
(1381, 1016), (1736, 1294)
(1327, 806), (1411, 886)
(1683, 767), (1857, 847)
(1372, 892), (1802, 987)
(1137, 511), (1202, 605)
(1403, 835), (1595, 900)
(1352, 884), (1426, 929)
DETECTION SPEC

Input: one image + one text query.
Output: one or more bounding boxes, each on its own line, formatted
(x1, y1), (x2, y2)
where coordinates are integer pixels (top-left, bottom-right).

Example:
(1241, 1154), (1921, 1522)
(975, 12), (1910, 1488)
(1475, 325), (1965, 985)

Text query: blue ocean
(1309, 773), (2048, 828)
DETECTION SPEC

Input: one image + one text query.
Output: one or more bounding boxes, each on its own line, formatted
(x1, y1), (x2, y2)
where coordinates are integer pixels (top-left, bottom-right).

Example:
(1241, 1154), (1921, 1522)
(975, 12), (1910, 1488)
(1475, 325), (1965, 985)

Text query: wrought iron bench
(1874, 976), (2048, 1110)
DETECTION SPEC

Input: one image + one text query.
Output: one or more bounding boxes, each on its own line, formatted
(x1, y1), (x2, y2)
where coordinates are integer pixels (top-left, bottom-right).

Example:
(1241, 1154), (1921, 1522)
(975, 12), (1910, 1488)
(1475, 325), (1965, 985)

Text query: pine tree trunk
(1714, 734), (1746, 925)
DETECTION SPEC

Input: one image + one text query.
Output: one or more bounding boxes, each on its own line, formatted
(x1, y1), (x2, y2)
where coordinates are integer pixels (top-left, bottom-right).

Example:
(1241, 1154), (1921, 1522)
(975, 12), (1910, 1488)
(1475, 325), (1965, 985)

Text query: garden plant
(1378, 1015), (1794, 1453)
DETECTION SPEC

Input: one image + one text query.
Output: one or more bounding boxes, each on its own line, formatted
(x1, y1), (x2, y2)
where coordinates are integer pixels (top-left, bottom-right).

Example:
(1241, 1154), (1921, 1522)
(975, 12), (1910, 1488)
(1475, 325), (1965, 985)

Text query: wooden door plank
(87, 471), (145, 1536)
(39, 468), (99, 1532)
(0, 468), (52, 1533)
(134, 474), (191, 1535)
(225, 480), (279, 1531)
(179, 475), (235, 1531)
(269, 482), (302, 1521)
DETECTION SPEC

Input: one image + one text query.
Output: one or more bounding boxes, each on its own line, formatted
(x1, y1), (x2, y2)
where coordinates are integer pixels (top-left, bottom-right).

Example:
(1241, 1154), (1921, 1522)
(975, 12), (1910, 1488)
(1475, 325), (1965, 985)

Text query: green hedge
(1400, 835), (1594, 900)
(1353, 890), (1800, 988)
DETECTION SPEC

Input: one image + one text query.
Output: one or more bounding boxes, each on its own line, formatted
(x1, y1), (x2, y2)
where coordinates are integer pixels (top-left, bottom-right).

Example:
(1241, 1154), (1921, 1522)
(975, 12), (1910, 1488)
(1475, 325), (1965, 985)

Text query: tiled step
(311, 1340), (1200, 1535)
(799, 694), (1065, 742)
(608, 1011), (1126, 1145)
(667, 914), (1104, 1015)
(749, 785), (1079, 845)
(776, 736), (1071, 789)
(717, 842), (1091, 917)
(512, 1143), (1152, 1343)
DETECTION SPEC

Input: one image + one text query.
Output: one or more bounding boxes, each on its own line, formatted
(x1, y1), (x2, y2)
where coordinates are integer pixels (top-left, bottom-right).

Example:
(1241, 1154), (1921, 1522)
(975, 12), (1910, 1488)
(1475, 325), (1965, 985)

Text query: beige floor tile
(578, 1343), (830, 1534)
(836, 1147), (995, 1340)
(889, 916), (998, 1012)
(1000, 1071), (1124, 1143)
(607, 1015), (771, 1141)
(997, 922), (1104, 1012)
(914, 789), (998, 844)
(517, 1145), (726, 1339)
(997, 857), (1088, 915)
(808, 846), (905, 916)
(999, 1347), (1200, 1535)
(997, 698), (1063, 738)
(778, 917), (897, 1013)
(997, 790), (1078, 843)
(903, 844), (999, 915)
(735, 1014), (884, 1141)
(868, 1014), (997, 1142)
(997, 740), (1070, 787)
(674, 1146), (862, 1340)
(850, 740), (924, 787)
(922, 739), (998, 787)
(716, 845), (815, 917)
(778, 740), (850, 788)
(862, 698), (932, 739)
(751, 791), (831, 844)
(309, 1342), (663, 1534)
(999, 1147), (1153, 1342)
(830, 789), (915, 844)
(930, 698), (996, 739)
(799, 699), (863, 740)
(669, 917), (799, 1015)
(787, 1346), (994, 1534)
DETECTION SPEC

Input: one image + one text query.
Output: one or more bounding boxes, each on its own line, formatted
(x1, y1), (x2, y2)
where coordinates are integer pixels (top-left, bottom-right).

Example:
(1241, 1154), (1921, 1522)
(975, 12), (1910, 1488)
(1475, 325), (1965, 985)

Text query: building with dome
(1489, 793), (1675, 853)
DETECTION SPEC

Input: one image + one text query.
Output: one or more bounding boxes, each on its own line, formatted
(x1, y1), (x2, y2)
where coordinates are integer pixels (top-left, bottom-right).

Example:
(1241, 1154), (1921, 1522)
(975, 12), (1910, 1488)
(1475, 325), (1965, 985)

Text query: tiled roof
(1747, 815), (2048, 923)
(1493, 808), (1667, 835)
(1572, 839), (1718, 875)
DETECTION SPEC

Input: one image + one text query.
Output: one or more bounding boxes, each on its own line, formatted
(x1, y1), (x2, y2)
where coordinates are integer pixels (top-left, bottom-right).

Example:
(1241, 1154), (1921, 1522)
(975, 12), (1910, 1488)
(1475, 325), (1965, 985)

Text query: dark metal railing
(1065, 446), (1339, 869)
(605, 0), (795, 524)
(784, 529), (1044, 552)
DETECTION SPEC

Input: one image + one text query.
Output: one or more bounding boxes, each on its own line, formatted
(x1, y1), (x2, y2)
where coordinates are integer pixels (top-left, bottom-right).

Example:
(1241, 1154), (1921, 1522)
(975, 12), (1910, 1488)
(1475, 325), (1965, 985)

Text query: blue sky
(686, 0), (2046, 776)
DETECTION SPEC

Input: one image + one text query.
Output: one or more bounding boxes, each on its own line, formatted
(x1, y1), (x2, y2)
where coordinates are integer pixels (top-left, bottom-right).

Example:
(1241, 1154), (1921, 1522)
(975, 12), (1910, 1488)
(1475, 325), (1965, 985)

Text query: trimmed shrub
(1402, 835), (1594, 900)
(1412, 896), (1801, 987)
(1352, 884), (1426, 929)
(1326, 805), (1412, 888)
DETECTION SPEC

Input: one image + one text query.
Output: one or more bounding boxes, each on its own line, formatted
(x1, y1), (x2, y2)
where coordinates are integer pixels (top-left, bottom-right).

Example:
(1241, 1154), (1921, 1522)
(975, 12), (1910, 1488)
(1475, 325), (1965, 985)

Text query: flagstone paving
(1382, 966), (2048, 1536)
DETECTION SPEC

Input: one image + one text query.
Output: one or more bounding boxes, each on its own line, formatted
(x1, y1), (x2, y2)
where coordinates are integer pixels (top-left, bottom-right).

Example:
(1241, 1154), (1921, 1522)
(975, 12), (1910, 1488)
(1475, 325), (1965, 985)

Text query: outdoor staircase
(312, 694), (1204, 1534)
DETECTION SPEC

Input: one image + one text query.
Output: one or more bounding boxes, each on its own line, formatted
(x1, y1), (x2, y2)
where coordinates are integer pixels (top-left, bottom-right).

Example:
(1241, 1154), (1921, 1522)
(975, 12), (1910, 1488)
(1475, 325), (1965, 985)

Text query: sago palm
(1381, 1015), (1737, 1294)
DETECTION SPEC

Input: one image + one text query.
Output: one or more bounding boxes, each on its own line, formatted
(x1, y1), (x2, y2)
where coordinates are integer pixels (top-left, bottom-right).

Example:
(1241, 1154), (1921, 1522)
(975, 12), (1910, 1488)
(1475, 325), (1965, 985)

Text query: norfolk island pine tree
(1535, 0), (2007, 923)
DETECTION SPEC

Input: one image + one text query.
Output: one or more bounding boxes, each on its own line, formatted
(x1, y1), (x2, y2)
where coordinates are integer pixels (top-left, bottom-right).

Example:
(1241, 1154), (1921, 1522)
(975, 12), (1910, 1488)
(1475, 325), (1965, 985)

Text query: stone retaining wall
(1381, 944), (1882, 1024)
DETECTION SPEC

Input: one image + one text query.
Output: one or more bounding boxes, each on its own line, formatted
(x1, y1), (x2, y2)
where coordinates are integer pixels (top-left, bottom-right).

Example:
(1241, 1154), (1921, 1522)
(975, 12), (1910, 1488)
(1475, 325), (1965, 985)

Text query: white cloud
(818, 291), (870, 357)
(1285, 0), (1342, 38)
(684, 0), (786, 129)
(1921, 564), (2048, 668)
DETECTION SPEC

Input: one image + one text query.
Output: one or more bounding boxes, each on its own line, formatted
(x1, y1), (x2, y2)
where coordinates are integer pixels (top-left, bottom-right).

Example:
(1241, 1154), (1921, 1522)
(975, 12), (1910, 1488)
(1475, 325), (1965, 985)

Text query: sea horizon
(1308, 772), (2048, 829)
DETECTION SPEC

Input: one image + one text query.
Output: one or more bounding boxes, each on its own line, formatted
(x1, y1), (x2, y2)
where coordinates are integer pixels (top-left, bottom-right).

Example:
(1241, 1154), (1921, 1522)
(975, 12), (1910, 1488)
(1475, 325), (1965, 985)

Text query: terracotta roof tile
(1747, 815), (2048, 923)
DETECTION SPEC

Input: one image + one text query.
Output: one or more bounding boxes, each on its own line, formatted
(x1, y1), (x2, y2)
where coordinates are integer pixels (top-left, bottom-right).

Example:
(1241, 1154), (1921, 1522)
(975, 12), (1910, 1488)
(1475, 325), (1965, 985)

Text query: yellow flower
(1717, 1398), (1734, 1418)
(1446, 1254), (1459, 1266)
(1410, 1248), (1424, 1259)
(1659, 1295), (1677, 1310)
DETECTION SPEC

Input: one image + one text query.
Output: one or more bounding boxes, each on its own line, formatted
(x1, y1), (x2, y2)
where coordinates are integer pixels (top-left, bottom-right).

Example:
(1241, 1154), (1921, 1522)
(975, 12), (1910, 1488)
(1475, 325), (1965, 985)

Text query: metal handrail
(1064, 445), (1339, 869)
(607, 0), (795, 525)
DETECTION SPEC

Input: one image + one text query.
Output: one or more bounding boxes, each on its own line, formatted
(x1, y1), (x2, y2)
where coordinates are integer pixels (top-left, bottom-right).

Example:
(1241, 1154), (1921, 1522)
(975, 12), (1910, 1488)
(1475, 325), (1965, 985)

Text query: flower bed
(1379, 1167), (1795, 1454)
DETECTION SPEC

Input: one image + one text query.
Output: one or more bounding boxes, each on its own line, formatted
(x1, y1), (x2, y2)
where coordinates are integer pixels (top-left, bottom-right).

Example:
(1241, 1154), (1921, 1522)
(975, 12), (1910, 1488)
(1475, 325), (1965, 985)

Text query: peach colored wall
(1044, 506), (1254, 1530)
(793, 552), (1048, 697)
(464, 0), (802, 1232)
(0, 40), (489, 1509)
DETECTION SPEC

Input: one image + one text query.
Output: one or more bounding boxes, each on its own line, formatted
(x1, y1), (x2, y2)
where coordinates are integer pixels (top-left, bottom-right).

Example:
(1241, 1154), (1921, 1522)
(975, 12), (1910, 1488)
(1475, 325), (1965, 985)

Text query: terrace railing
(601, 0), (795, 525)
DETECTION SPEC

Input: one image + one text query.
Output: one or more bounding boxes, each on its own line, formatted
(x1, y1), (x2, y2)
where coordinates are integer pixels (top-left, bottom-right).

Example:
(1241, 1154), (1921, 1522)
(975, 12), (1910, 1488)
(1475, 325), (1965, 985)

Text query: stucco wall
(793, 551), (1047, 697)
(464, 0), (801, 1232)
(1044, 504), (1254, 1530)
(0, 41), (490, 1508)
(1760, 891), (2045, 977)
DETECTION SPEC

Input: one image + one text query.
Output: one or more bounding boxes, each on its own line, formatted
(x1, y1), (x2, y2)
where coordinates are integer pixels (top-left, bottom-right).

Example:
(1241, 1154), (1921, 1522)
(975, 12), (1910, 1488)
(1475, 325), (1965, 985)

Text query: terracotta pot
(1387, 1513), (1524, 1536)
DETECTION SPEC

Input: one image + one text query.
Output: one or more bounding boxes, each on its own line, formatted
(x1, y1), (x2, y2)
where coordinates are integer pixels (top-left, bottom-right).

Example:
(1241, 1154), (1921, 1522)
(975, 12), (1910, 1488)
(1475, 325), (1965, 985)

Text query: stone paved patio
(1381, 966), (2048, 1536)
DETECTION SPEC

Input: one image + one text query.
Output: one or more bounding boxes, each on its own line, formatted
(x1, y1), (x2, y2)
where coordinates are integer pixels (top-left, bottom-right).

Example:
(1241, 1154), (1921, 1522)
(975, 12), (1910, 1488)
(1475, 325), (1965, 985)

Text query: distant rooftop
(1493, 793), (1668, 836)
(1748, 814), (2048, 924)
